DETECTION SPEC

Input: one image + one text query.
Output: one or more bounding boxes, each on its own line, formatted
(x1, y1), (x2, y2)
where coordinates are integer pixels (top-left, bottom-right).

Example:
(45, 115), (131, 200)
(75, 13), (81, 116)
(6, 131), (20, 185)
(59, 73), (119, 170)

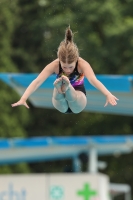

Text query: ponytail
(57, 26), (79, 63)
(65, 26), (73, 44)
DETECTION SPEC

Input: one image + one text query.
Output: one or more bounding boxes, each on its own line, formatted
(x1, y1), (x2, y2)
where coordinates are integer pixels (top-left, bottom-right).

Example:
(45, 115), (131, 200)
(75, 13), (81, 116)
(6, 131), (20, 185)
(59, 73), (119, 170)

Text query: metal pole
(88, 147), (98, 173)
(125, 191), (132, 200)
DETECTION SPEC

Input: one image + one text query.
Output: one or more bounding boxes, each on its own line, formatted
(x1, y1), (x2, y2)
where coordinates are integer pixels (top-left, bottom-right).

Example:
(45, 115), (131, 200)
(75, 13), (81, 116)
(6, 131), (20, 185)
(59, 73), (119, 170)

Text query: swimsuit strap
(59, 62), (62, 73)
(74, 61), (78, 73)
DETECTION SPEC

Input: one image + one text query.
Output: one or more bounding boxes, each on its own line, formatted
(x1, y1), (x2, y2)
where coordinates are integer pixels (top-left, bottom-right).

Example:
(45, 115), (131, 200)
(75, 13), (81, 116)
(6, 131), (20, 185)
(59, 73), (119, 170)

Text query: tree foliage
(0, 0), (30, 173)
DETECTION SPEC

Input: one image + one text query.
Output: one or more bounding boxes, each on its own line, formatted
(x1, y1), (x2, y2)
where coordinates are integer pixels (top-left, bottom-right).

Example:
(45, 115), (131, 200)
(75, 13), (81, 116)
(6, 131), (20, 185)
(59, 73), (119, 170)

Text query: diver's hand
(11, 99), (29, 109)
(104, 93), (119, 107)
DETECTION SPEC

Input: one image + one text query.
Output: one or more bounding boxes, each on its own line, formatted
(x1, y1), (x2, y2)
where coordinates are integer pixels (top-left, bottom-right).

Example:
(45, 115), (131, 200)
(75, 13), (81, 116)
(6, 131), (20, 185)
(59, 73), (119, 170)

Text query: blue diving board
(0, 73), (133, 116)
(1, 135), (133, 148)
(0, 136), (133, 165)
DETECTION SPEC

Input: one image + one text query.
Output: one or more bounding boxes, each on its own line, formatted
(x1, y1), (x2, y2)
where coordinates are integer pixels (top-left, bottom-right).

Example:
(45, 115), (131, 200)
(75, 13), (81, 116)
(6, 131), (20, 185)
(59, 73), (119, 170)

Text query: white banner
(0, 173), (110, 200)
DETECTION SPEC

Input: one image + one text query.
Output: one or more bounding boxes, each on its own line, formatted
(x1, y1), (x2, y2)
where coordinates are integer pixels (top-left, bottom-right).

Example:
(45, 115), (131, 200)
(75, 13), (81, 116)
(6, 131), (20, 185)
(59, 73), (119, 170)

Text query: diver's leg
(62, 76), (87, 113)
(52, 78), (68, 113)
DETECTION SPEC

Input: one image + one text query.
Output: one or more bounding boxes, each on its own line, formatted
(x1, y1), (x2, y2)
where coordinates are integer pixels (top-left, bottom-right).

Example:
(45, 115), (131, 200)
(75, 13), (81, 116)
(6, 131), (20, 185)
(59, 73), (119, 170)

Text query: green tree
(0, 0), (30, 173)
(0, 0), (29, 137)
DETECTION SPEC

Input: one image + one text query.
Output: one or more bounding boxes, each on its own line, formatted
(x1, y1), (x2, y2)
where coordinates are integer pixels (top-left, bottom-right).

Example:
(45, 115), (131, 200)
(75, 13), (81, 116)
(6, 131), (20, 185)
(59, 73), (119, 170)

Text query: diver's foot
(61, 75), (70, 93)
(53, 78), (63, 93)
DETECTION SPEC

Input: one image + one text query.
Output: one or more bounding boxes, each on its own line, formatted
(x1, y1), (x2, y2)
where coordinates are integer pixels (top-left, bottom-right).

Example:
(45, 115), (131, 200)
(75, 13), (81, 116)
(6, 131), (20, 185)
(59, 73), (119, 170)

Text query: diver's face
(60, 61), (76, 75)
